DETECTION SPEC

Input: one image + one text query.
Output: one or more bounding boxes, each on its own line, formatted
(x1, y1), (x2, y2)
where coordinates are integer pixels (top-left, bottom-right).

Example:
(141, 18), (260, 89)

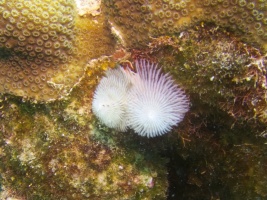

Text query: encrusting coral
(103, 0), (267, 51)
(0, 0), (115, 102)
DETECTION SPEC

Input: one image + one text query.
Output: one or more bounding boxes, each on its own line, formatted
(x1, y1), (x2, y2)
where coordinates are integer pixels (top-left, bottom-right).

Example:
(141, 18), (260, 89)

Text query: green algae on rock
(0, 0), (115, 102)
(165, 106), (267, 199)
(115, 23), (267, 198)
(0, 57), (168, 199)
(130, 24), (267, 125)
(0, 51), (267, 199)
(103, 0), (267, 51)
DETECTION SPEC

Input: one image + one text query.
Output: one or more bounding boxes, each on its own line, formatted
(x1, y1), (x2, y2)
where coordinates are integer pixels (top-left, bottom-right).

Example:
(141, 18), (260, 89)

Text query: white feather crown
(92, 60), (189, 137)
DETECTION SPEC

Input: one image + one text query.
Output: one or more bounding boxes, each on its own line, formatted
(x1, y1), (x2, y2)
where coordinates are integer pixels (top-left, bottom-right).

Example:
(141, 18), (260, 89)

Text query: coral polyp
(127, 60), (189, 137)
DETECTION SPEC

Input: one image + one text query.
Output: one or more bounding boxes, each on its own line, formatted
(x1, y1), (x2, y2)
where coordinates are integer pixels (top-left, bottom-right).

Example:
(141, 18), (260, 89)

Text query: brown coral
(103, 0), (267, 51)
(0, 0), (115, 102)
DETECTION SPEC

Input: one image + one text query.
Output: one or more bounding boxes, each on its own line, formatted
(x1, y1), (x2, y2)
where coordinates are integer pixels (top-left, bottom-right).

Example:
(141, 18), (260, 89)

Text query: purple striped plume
(126, 60), (189, 138)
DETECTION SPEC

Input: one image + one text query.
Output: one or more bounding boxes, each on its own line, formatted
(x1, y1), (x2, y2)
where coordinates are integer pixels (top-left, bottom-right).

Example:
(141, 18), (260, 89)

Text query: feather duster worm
(127, 60), (189, 137)
(92, 60), (189, 137)
(92, 67), (131, 131)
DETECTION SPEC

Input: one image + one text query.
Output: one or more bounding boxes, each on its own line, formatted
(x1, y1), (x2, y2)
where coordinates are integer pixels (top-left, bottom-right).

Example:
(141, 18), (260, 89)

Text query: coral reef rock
(0, 57), (168, 199)
(0, 0), (115, 102)
(104, 0), (267, 51)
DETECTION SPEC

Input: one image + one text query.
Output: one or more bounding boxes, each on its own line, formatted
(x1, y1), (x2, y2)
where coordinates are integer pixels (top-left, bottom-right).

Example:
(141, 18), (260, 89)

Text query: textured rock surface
(0, 57), (168, 199)
(127, 24), (267, 198)
(155, 25), (267, 124)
